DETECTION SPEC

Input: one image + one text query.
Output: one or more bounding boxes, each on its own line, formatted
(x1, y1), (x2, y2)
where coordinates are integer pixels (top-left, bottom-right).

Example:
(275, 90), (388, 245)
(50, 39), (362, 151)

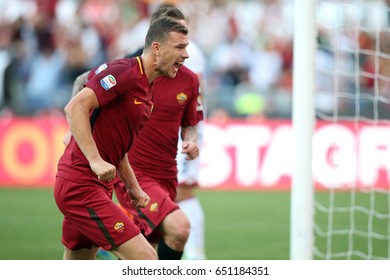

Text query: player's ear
(152, 42), (161, 56)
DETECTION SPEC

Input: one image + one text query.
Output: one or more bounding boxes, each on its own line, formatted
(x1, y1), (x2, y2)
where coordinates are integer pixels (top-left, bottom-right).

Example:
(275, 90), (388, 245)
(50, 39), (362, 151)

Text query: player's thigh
(61, 183), (141, 252)
(110, 233), (157, 260)
(122, 174), (178, 235)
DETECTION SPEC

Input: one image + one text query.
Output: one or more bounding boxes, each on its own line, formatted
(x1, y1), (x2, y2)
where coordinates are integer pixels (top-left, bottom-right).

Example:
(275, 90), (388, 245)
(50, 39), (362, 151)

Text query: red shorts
(114, 171), (179, 244)
(54, 176), (140, 251)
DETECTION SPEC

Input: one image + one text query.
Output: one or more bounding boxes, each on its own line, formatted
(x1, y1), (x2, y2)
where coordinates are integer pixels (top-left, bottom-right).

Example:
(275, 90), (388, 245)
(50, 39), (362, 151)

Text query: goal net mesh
(313, 0), (390, 259)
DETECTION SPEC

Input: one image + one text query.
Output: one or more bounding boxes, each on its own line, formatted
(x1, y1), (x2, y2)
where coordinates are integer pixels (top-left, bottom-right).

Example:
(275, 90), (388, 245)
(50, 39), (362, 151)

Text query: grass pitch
(0, 188), (291, 260)
(0, 188), (63, 260)
(1, 188), (388, 260)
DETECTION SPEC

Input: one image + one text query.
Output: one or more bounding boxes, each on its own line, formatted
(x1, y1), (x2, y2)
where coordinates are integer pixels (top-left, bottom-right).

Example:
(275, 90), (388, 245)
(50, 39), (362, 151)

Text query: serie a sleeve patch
(100, 74), (117, 90)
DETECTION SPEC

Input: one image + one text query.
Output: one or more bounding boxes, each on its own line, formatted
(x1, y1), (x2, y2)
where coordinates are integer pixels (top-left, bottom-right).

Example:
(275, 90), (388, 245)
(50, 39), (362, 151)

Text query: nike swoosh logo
(134, 98), (143, 105)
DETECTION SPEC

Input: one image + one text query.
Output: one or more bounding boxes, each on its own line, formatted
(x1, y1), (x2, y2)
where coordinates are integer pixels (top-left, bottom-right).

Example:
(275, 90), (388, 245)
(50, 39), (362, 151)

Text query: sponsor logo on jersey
(176, 92), (187, 105)
(100, 74), (116, 90)
(149, 202), (159, 212)
(134, 98), (143, 105)
(95, 63), (108, 74)
(114, 221), (125, 232)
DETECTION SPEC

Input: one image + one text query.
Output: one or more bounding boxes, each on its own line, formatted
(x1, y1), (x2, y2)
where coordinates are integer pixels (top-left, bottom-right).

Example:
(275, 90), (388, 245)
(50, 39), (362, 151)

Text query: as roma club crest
(176, 92), (188, 106)
(114, 221), (125, 232)
(149, 202), (159, 212)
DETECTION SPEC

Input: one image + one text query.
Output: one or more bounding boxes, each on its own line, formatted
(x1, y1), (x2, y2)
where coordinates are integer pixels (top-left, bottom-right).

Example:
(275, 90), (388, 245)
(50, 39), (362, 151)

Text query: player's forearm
(71, 71), (90, 98)
(180, 125), (199, 160)
(181, 125), (198, 143)
(118, 154), (149, 208)
(117, 154), (139, 189)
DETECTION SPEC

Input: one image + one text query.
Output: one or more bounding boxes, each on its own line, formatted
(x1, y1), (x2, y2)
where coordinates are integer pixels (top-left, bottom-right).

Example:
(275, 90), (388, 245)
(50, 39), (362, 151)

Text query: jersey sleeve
(196, 82), (204, 122)
(181, 73), (203, 127)
(84, 59), (132, 107)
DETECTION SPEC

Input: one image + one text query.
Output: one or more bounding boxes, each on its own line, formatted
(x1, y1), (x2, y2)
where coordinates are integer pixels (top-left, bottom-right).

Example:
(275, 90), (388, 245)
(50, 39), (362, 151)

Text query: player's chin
(167, 66), (179, 78)
(167, 71), (178, 79)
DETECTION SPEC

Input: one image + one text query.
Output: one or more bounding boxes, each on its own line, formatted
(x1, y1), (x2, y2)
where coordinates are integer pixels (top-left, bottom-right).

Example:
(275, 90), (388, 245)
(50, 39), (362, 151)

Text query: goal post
(289, 0), (316, 260)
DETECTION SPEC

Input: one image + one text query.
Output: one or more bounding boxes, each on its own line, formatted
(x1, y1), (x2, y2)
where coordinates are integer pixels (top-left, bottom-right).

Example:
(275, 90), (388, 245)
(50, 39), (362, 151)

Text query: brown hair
(150, 6), (186, 25)
(144, 16), (188, 50)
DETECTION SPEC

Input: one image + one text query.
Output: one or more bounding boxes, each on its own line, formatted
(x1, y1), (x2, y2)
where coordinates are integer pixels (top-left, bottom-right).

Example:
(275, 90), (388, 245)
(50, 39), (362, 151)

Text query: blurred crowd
(0, 0), (390, 120)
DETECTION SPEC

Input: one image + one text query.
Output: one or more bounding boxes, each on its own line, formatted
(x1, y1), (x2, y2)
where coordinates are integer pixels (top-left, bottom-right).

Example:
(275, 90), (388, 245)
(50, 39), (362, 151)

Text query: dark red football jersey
(128, 65), (203, 178)
(57, 57), (154, 182)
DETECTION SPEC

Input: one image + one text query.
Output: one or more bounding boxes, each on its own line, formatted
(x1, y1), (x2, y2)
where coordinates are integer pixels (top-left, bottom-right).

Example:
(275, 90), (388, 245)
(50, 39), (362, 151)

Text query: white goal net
(313, 0), (390, 259)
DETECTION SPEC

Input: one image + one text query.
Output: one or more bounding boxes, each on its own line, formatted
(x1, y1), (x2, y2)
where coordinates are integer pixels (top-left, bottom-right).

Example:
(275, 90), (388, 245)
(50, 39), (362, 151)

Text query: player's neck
(141, 53), (161, 85)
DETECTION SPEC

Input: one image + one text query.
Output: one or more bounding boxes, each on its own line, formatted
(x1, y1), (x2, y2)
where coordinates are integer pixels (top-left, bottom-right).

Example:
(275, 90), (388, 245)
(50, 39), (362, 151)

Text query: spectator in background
(233, 70), (266, 121)
(208, 13), (252, 115)
(0, 0), (297, 119)
(378, 30), (390, 118)
(2, 16), (33, 115)
(114, 0), (152, 57)
(22, 16), (68, 115)
(0, 19), (13, 114)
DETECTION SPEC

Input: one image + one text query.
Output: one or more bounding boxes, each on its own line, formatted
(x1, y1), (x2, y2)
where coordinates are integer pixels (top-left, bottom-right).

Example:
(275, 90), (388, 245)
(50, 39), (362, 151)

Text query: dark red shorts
(54, 176), (140, 251)
(114, 171), (178, 244)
